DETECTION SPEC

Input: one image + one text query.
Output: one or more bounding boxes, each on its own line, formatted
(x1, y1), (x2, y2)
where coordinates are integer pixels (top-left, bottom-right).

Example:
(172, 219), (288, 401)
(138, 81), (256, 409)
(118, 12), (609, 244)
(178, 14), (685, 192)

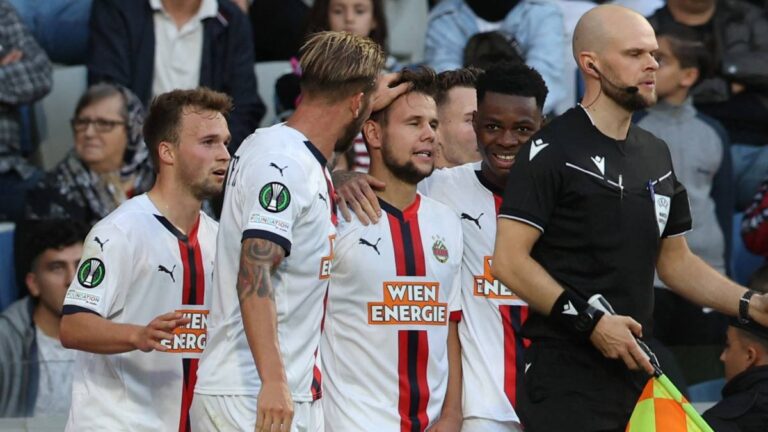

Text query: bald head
(573, 5), (655, 62)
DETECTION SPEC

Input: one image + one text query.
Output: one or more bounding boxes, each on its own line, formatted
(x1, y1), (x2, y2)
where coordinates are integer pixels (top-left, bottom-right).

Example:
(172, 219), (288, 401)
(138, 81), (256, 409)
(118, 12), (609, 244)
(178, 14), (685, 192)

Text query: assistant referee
(492, 5), (768, 432)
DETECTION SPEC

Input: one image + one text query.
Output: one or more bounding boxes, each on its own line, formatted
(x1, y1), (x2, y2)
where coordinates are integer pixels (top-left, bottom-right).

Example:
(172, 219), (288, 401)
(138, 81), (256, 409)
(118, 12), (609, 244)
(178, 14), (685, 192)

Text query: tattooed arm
(237, 237), (293, 432)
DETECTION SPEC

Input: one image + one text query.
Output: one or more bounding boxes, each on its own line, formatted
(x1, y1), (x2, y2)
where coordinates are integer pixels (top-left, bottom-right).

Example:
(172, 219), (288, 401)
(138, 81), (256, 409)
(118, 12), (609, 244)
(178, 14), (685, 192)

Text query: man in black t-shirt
(492, 5), (768, 431)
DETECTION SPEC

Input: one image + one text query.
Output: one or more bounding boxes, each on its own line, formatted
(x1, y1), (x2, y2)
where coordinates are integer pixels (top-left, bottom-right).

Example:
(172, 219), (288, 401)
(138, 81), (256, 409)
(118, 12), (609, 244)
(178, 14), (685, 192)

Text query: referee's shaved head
(572, 5), (651, 62)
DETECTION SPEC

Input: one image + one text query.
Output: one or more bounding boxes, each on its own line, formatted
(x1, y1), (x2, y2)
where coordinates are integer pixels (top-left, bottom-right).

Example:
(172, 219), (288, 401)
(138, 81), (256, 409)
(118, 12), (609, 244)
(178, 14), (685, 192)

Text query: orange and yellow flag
(626, 375), (714, 432)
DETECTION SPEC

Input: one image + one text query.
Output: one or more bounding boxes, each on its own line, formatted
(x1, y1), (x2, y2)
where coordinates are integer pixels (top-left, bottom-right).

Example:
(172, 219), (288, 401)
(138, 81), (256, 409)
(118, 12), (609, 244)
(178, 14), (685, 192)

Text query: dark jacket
(87, 0), (264, 151)
(703, 365), (768, 431)
(0, 297), (38, 417)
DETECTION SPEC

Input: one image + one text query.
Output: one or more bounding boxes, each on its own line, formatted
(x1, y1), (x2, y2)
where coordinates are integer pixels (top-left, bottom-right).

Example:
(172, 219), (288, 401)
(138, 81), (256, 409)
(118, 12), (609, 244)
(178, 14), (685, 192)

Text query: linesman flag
(585, 294), (714, 432)
(626, 372), (713, 432)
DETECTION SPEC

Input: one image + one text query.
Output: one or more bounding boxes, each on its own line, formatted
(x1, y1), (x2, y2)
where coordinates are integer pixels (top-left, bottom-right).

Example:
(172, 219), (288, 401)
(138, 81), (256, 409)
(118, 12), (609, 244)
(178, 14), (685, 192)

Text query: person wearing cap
(703, 278), (768, 432)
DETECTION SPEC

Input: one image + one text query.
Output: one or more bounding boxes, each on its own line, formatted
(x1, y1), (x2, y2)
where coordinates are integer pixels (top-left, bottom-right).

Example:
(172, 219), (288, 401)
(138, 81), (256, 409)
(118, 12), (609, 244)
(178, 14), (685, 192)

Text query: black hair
(14, 219), (88, 288)
(435, 67), (481, 107)
(655, 27), (712, 78)
(476, 62), (548, 111)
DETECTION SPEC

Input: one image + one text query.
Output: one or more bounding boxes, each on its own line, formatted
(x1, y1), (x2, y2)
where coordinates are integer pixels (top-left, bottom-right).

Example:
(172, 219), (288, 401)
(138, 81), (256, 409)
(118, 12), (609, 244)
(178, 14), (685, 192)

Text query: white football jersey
(62, 194), (217, 431)
(321, 194), (463, 431)
(196, 124), (336, 402)
(420, 163), (529, 423)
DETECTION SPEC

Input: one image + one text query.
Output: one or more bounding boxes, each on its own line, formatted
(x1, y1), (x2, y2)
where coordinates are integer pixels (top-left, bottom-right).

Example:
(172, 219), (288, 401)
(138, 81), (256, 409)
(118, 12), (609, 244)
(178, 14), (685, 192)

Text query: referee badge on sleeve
(653, 194), (671, 236)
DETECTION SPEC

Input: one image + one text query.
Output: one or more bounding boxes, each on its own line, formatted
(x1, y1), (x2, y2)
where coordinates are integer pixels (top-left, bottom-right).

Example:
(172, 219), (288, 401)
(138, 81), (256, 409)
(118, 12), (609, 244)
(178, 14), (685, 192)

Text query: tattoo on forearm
(237, 239), (284, 302)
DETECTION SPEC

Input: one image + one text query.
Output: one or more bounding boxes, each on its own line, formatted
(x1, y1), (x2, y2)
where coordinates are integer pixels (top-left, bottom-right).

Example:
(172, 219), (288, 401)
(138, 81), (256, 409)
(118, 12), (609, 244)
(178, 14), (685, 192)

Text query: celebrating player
(334, 62), (548, 431)
(321, 66), (464, 431)
(193, 31), (407, 432)
(60, 88), (231, 431)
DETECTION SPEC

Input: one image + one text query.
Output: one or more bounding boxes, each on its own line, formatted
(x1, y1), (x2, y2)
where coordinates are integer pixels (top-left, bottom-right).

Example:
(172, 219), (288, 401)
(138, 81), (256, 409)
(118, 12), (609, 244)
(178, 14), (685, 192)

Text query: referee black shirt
(500, 106), (692, 341)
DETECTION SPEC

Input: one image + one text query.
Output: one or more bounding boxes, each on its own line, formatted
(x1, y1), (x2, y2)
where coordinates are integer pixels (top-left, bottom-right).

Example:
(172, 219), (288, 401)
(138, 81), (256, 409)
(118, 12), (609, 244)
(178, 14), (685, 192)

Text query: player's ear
(362, 119), (382, 151)
(157, 140), (176, 168)
(351, 92), (365, 119)
(26, 272), (40, 298)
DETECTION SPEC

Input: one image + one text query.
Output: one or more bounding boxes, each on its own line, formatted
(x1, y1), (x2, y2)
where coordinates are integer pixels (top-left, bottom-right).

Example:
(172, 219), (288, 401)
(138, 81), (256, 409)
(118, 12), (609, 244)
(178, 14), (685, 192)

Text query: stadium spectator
(648, 0), (768, 210)
(0, 220), (86, 417)
(424, 0), (566, 114)
(7, 0), (91, 65)
(434, 67), (480, 168)
(492, 5), (768, 430)
(59, 88), (230, 430)
(703, 274), (768, 432)
(25, 84), (154, 226)
(743, 176), (768, 256)
(87, 0), (264, 152)
(0, 0), (52, 222)
(275, 0), (397, 173)
(634, 28), (733, 346)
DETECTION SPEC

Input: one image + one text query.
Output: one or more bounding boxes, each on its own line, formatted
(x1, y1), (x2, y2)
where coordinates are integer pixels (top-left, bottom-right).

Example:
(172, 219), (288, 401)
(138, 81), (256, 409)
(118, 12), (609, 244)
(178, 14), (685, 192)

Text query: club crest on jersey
(368, 282), (448, 325)
(259, 182), (291, 213)
(77, 258), (105, 288)
(474, 256), (526, 303)
(161, 307), (209, 358)
(432, 236), (449, 263)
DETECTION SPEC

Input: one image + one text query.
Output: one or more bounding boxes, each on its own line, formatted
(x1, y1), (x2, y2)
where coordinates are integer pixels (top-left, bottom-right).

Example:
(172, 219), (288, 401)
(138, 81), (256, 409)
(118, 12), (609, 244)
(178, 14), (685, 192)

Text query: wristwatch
(574, 304), (604, 334)
(738, 290), (756, 324)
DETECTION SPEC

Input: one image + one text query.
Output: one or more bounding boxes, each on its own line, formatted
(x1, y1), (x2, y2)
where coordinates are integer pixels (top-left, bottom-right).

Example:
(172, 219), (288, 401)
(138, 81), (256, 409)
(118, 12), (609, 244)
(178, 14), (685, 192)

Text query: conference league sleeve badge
(259, 182), (291, 213)
(77, 258), (105, 288)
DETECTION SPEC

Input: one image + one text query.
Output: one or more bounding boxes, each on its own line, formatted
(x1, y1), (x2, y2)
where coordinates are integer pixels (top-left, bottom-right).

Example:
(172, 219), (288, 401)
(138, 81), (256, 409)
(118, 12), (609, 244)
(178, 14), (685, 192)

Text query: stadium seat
(386, 0), (427, 64)
(0, 223), (16, 312)
(688, 378), (725, 403)
(255, 61), (293, 128)
(731, 212), (765, 286)
(33, 65), (88, 171)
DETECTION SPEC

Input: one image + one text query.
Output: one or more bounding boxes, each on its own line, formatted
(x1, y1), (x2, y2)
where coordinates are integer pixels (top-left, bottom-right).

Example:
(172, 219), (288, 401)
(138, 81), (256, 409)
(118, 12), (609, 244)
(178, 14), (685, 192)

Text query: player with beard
(192, 32), (408, 432)
(332, 62), (548, 431)
(320, 66), (465, 431)
(60, 88), (231, 431)
(492, 5), (768, 431)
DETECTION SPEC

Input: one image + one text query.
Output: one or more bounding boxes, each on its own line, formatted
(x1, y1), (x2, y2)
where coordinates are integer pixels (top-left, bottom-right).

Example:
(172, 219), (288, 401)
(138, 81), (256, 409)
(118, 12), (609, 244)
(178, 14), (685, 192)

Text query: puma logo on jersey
(359, 237), (381, 255)
(591, 155), (605, 176)
(529, 138), (549, 160)
(94, 236), (109, 251)
(269, 162), (288, 176)
(562, 301), (578, 316)
(460, 212), (483, 229)
(157, 264), (176, 282)
(318, 193), (328, 206)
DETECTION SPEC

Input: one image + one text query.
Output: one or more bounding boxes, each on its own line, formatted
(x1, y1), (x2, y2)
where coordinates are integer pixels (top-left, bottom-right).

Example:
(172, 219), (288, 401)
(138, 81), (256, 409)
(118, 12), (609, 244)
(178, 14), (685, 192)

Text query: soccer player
(492, 5), (768, 430)
(333, 62), (549, 431)
(192, 32), (407, 432)
(59, 88), (231, 431)
(321, 66), (464, 431)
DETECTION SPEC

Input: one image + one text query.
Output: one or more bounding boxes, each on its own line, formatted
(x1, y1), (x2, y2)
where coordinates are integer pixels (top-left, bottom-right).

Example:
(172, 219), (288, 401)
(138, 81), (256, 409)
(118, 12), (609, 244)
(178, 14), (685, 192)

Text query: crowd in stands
(2, 0), (768, 426)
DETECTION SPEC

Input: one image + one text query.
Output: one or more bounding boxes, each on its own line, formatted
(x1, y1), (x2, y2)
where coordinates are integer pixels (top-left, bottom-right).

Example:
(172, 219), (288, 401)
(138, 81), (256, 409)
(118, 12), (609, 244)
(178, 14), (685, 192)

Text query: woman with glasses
(26, 83), (154, 225)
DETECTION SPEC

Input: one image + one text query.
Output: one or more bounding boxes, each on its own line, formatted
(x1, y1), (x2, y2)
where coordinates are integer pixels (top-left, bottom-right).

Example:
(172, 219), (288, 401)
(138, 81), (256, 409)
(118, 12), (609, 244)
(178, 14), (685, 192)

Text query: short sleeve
(240, 153), (312, 256)
(63, 224), (130, 317)
(448, 226), (463, 318)
(498, 139), (562, 232)
(662, 176), (693, 238)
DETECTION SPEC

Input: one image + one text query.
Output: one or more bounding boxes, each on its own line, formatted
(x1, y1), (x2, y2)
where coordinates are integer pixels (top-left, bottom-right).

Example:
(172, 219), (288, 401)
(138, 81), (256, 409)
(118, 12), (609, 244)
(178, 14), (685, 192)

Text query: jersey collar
(303, 140), (327, 166)
(474, 170), (504, 197)
(378, 194), (421, 222)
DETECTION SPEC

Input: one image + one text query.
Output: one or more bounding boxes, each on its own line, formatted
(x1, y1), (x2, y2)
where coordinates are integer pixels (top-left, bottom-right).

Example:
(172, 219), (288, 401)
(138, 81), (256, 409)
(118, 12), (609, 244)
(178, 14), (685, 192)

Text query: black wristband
(550, 291), (605, 338)
(738, 290), (757, 324)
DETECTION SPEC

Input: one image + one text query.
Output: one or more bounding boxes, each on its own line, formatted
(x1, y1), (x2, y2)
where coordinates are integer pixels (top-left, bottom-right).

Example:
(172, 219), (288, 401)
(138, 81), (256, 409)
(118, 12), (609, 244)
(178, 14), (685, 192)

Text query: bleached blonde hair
(299, 31), (386, 102)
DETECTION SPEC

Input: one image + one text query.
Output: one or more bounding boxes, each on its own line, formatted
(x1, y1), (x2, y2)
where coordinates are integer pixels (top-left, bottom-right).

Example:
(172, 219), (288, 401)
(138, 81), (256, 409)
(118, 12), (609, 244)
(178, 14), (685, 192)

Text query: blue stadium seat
(0, 223), (17, 312)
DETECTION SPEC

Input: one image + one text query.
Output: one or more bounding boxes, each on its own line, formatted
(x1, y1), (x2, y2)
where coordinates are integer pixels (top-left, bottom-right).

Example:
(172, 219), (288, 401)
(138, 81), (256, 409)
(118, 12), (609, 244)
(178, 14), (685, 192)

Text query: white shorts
(461, 417), (523, 432)
(191, 394), (323, 432)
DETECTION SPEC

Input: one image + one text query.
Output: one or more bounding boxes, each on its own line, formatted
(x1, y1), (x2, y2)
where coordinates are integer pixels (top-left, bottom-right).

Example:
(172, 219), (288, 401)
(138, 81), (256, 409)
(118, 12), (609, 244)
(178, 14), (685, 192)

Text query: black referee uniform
(499, 106), (693, 431)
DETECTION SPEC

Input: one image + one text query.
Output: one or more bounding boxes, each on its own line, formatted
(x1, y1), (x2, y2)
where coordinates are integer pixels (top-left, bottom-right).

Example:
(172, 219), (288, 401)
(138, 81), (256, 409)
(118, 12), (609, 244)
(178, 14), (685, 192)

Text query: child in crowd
(275, 0), (397, 171)
(635, 27), (733, 349)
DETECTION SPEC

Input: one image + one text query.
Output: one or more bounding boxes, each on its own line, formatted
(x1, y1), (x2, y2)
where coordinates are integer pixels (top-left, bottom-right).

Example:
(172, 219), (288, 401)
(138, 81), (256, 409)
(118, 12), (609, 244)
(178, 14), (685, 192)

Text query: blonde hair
(299, 31), (385, 101)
